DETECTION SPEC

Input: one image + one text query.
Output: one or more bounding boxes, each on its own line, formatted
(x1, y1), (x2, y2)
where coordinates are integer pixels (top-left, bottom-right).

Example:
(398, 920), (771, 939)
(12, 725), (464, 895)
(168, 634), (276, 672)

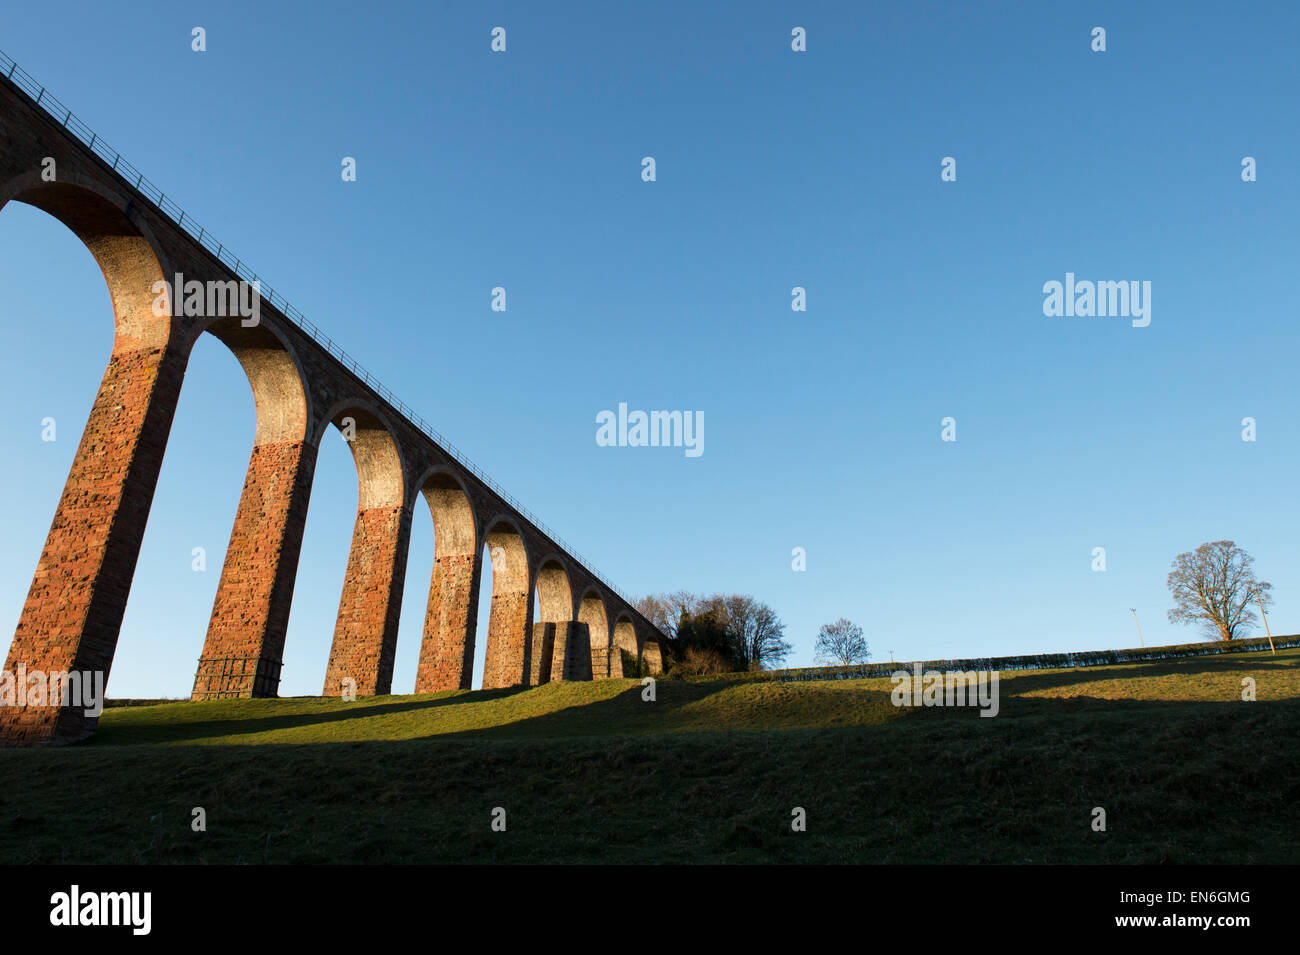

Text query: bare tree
(1166, 540), (1272, 641)
(633, 590), (697, 639)
(634, 594), (674, 638)
(721, 595), (792, 670)
(637, 590), (791, 670)
(814, 618), (871, 665)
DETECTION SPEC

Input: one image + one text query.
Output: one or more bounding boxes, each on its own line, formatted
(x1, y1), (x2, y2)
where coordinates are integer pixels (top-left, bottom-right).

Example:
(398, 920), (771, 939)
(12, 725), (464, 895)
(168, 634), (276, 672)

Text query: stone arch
(612, 613), (638, 655)
(577, 589), (610, 652)
(481, 515), (533, 689)
(535, 555), (574, 623)
(641, 633), (664, 674)
(203, 319), (310, 445)
(321, 402), (411, 696)
(527, 556), (575, 686)
(413, 466), (481, 692)
(0, 173), (174, 351)
(193, 319), (314, 699)
(610, 613), (639, 678)
(0, 174), (186, 743)
(418, 467), (477, 554)
(317, 402), (406, 511)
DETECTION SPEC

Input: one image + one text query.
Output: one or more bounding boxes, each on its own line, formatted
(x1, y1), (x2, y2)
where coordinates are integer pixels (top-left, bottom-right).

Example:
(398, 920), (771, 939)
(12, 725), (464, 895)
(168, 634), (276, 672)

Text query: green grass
(2, 649), (1298, 863)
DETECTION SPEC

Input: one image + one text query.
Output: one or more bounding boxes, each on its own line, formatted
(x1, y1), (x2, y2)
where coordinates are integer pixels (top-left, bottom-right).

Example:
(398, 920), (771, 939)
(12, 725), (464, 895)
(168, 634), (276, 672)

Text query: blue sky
(1, 1), (1296, 696)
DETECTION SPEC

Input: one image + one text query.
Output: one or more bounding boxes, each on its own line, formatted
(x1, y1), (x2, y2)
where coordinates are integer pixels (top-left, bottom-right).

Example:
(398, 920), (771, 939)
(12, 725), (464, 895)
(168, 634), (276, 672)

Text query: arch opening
(321, 406), (411, 697)
(191, 319), (312, 700)
(535, 558), (574, 624)
(10, 180), (171, 351)
(578, 591), (610, 653)
(609, 615), (639, 679)
(413, 470), (480, 693)
(331, 407), (404, 511)
(529, 558), (575, 685)
(481, 517), (531, 689)
(204, 319), (308, 446)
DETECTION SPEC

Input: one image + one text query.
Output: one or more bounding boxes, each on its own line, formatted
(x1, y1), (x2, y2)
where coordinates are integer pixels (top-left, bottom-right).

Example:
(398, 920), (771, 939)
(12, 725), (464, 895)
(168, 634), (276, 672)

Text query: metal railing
(192, 653), (283, 699)
(0, 47), (636, 606)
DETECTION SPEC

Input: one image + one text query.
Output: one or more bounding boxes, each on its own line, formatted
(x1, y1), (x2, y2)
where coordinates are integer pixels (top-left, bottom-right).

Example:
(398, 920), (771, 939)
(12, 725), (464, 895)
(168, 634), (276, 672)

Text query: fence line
(0, 47), (636, 607)
(685, 635), (1300, 683)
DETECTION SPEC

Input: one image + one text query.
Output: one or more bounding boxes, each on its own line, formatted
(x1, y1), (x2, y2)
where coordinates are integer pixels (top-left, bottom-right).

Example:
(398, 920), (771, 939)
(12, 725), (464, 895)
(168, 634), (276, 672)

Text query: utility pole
(1129, 608), (1144, 648)
(1254, 589), (1276, 655)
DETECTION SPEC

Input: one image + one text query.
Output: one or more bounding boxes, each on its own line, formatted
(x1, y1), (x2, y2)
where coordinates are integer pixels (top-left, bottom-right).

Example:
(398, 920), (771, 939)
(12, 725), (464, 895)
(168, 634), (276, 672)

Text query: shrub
(673, 646), (732, 676)
(619, 648), (643, 679)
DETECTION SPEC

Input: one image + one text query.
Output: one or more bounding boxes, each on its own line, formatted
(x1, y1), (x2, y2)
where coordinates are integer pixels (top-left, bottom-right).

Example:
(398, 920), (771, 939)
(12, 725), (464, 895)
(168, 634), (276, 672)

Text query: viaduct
(0, 52), (666, 746)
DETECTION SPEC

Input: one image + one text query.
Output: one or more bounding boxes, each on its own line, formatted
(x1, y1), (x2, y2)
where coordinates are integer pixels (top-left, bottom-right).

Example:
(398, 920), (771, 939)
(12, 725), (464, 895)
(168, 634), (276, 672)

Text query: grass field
(2, 648), (1297, 863)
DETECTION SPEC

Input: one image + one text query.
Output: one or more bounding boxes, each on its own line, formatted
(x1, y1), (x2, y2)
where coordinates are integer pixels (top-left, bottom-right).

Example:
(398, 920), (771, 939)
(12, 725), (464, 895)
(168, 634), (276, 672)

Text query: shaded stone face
(0, 72), (664, 746)
(531, 621), (593, 683)
(554, 622), (594, 682)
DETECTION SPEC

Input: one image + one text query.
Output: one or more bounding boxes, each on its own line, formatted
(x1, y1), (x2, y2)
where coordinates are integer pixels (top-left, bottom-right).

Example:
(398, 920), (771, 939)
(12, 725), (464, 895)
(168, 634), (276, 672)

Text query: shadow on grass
(3, 694), (1298, 864)
(90, 678), (840, 746)
(1000, 654), (1299, 697)
(83, 648), (1299, 748)
(429, 679), (963, 743)
(90, 686), (531, 746)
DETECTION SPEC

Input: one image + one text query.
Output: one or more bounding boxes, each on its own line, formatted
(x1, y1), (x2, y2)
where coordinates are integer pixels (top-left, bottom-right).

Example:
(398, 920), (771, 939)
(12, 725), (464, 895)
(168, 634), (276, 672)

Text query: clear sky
(0, 1), (1296, 697)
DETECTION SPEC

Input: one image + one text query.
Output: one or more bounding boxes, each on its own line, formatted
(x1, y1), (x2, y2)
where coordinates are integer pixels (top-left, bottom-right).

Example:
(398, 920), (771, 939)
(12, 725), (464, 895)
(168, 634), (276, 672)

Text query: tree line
(636, 540), (1276, 677)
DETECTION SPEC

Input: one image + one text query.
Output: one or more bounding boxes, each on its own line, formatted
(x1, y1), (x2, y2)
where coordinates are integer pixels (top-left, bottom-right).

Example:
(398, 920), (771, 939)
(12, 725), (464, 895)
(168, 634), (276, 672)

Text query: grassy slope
(2, 649), (1297, 863)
